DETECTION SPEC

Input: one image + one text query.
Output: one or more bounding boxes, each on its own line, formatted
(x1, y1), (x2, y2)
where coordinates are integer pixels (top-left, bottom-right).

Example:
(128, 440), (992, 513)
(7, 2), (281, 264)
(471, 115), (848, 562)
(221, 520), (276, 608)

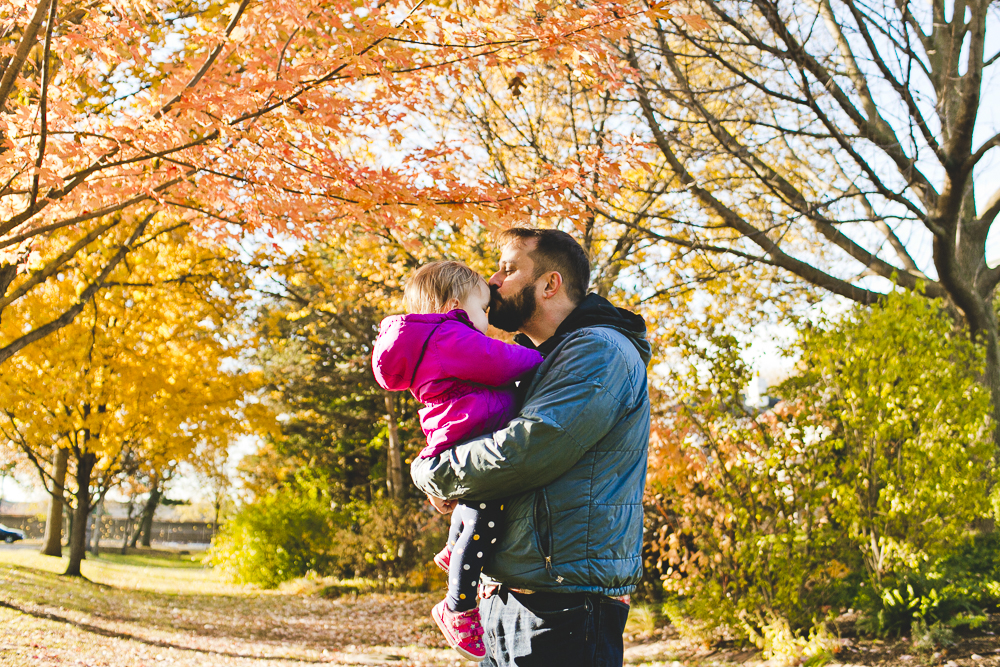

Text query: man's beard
(489, 283), (538, 333)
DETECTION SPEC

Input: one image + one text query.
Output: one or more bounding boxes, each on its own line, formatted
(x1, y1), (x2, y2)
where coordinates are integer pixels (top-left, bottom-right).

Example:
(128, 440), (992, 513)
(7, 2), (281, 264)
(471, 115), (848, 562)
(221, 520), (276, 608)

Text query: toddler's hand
(427, 494), (457, 514)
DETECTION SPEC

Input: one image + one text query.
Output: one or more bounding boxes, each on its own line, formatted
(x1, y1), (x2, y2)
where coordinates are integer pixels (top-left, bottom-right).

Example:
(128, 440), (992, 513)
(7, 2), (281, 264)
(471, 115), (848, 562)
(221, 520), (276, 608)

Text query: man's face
(488, 241), (540, 333)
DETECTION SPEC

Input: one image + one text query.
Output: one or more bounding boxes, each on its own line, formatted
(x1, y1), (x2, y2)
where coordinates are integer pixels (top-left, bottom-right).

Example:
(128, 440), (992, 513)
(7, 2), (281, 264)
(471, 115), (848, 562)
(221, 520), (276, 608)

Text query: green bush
(647, 291), (995, 644)
(208, 479), (344, 589)
(855, 532), (1000, 636)
(209, 476), (448, 589)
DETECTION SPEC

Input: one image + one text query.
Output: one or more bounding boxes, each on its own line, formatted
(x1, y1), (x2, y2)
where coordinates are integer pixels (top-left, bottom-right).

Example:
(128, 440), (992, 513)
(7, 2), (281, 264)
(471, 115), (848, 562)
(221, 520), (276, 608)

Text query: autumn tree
(613, 0), (1000, 440)
(646, 292), (995, 641)
(0, 0), (651, 367)
(0, 214), (263, 575)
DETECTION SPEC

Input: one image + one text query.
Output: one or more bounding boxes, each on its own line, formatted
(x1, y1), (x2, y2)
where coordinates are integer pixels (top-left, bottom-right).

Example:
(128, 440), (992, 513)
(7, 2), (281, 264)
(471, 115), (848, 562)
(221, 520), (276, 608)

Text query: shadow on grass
(0, 596), (331, 663)
(0, 562), (259, 634)
(0, 559), (441, 659)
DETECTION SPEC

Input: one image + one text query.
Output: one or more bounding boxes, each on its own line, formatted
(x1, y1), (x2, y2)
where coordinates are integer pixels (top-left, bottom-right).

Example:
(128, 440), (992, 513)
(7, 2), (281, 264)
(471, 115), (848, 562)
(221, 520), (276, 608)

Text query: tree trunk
(120, 495), (135, 554)
(63, 504), (72, 546)
(384, 391), (405, 502)
(40, 447), (69, 557)
(84, 511), (93, 550)
(132, 484), (161, 548)
(64, 451), (95, 577)
(88, 497), (104, 556)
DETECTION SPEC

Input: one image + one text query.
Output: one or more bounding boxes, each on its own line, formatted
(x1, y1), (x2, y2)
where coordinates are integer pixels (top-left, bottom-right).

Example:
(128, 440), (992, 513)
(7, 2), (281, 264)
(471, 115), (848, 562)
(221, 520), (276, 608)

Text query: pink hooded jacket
(372, 310), (544, 458)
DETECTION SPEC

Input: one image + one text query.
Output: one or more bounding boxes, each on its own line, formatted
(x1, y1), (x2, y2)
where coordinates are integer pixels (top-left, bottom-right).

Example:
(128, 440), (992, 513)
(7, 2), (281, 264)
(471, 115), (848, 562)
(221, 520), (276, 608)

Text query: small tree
(649, 292), (994, 641)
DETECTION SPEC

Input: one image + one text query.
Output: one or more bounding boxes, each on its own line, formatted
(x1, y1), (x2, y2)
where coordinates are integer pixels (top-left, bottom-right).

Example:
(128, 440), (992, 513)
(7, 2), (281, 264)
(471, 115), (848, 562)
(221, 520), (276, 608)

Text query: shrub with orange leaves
(645, 291), (994, 644)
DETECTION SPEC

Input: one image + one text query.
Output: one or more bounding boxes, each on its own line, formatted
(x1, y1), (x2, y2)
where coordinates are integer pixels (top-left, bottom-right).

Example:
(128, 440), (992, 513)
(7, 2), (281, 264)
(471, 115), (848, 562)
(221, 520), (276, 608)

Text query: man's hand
(427, 494), (458, 514)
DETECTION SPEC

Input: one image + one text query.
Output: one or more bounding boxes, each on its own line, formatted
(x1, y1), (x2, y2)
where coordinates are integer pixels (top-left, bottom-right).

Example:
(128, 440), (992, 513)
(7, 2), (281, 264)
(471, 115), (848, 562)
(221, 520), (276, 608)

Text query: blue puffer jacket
(410, 294), (651, 596)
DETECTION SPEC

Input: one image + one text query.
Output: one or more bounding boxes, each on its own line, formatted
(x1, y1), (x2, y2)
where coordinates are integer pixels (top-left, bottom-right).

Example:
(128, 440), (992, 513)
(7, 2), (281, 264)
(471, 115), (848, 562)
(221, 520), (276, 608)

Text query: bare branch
(835, 0), (942, 161)
(0, 0), (53, 113)
(652, 42), (940, 295)
(970, 131), (1000, 168)
(29, 0), (57, 207)
(978, 186), (1000, 229)
(628, 50), (882, 305)
(747, 0), (938, 202)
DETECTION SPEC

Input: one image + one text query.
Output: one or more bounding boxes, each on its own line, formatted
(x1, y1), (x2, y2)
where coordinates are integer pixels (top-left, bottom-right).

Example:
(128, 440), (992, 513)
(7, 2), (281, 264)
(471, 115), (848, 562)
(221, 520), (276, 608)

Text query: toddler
(372, 261), (543, 661)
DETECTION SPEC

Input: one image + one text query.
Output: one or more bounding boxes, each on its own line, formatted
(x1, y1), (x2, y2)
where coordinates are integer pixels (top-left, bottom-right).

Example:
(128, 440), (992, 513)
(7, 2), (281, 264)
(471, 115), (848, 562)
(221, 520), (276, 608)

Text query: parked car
(0, 524), (25, 543)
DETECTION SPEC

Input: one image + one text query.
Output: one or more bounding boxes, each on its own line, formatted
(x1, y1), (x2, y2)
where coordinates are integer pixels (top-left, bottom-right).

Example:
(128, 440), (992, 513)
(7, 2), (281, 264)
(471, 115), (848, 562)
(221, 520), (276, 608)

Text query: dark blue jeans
(478, 588), (629, 667)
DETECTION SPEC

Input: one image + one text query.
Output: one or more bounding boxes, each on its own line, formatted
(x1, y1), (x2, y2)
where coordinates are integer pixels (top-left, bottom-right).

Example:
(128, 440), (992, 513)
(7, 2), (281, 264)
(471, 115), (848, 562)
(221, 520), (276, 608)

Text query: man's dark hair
(497, 228), (591, 304)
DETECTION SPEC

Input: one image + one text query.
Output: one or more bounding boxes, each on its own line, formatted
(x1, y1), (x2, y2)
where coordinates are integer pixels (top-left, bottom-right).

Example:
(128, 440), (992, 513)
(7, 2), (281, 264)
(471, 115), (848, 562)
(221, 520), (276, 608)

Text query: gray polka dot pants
(445, 500), (505, 612)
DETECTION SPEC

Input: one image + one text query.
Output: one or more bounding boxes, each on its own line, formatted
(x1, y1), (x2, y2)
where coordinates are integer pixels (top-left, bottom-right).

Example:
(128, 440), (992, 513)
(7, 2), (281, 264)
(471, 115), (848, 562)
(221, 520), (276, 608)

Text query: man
(411, 228), (651, 667)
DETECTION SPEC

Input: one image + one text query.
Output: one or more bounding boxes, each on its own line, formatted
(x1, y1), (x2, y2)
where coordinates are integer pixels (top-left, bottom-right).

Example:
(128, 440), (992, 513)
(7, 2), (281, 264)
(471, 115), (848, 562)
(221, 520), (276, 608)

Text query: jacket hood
(514, 293), (651, 364)
(372, 310), (474, 392)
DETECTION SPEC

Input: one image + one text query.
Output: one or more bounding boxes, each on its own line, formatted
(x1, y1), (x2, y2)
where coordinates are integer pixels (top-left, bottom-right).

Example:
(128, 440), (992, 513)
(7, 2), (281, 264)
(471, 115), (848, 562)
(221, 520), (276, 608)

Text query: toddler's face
(458, 280), (491, 333)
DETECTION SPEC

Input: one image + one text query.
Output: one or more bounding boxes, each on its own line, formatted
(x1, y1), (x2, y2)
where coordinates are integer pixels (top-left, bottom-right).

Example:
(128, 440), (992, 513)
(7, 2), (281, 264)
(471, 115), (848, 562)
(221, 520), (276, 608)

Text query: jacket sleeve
(439, 325), (544, 387)
(411, 330), (632, 501)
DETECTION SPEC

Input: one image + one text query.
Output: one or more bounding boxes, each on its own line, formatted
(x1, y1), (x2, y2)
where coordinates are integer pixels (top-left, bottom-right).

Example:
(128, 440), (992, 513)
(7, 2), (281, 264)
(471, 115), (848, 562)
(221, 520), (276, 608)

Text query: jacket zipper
(536, 490), (564, 582)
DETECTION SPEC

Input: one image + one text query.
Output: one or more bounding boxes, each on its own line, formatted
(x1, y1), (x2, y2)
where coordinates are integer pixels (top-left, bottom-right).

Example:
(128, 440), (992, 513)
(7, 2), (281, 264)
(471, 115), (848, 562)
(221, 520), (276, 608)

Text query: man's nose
(488, 271), (503, 288)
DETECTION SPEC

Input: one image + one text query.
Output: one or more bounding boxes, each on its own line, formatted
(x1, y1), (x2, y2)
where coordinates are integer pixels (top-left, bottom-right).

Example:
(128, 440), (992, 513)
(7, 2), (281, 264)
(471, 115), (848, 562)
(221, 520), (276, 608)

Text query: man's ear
(540, 271), (563, 299)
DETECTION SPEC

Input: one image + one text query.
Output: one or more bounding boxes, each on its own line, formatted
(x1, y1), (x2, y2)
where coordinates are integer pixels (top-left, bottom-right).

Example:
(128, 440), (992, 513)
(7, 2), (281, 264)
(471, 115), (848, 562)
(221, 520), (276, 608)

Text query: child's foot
(433, 546), (451, 572)
(432, 600), (486, 661)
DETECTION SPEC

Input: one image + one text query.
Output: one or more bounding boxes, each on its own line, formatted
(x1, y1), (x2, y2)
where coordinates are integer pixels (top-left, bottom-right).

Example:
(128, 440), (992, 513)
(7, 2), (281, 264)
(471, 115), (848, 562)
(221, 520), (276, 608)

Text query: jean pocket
(600, 597), (631, 613)
(518, 596), (589, 617)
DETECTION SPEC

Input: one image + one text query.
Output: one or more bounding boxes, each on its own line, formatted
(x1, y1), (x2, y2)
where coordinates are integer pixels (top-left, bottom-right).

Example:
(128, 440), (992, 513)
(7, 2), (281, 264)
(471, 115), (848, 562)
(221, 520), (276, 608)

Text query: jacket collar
(514, 294), (650, 362)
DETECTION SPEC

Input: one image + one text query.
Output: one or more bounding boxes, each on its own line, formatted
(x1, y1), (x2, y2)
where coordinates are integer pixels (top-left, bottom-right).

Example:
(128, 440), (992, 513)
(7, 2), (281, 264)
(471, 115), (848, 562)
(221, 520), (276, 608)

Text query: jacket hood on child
(372, 310), (476, 394)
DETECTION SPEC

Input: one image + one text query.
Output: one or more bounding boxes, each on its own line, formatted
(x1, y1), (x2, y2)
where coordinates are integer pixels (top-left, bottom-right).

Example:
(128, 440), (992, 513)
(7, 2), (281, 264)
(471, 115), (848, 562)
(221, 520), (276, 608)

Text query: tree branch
(154, 0), (253, 119)
(970, 131), (1000, 168)
(748, 0), (938, 202)
(0, 212), (155, 365)
(628, 49), (883, 305)
(654, 42), (941, 295)
(836, 0), (942, 161)
(0, 218), (119, 310)
(0, 173), (189, 248)
(978, 186), (1000, 229)
(0, 0), (53, 113)
(29, 0), (57, 207)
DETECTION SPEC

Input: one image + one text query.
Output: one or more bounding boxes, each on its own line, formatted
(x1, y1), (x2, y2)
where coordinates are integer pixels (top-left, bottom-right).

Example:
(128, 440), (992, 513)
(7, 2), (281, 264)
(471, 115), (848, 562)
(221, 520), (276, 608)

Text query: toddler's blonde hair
(403, 261), (483, 314)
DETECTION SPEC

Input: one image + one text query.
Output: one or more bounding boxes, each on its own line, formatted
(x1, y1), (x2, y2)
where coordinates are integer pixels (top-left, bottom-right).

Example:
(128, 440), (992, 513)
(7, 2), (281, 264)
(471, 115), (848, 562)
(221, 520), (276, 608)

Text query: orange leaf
(678, 14), (710, 30)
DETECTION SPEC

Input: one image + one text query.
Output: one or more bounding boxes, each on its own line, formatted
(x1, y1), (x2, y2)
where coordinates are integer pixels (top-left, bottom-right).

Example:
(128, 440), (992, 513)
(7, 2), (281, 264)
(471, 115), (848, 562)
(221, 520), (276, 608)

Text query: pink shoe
(432, 600), (486, 661)
(433, 546), (451, 572)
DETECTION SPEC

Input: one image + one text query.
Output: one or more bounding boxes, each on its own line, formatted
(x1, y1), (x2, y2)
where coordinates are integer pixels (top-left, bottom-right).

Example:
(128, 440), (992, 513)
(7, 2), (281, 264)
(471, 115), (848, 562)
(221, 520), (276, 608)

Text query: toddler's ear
(443, 297), (461, 312)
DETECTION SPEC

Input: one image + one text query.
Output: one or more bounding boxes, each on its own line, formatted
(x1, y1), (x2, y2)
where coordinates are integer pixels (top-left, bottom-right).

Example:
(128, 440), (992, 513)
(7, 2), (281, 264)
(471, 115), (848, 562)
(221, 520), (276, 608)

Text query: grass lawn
(0, 545), (458, 666)
(0, 545), (694, 666)
(7, 545), (998, 667)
